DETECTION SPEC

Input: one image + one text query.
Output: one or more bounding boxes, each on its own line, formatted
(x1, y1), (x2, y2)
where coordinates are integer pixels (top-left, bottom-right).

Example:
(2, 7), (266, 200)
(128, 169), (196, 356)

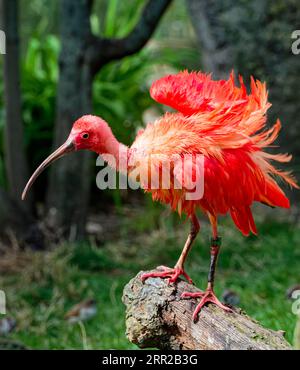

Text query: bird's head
(70, 115), (111, 151)
(22, 115), (110, 200)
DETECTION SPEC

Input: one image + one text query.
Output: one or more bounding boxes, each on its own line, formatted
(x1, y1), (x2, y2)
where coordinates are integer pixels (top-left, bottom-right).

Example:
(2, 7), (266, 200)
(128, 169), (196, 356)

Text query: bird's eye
(82, 133), (89, 139)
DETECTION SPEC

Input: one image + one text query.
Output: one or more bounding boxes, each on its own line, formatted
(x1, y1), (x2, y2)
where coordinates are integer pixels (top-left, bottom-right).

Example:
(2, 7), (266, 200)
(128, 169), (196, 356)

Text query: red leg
(181, 214), (232, 321)
(141, 214), (200, 285)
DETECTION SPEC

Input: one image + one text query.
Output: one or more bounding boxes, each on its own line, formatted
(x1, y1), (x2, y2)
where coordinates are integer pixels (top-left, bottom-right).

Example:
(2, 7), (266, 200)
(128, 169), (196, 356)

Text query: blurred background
(0, 0), (299, 349)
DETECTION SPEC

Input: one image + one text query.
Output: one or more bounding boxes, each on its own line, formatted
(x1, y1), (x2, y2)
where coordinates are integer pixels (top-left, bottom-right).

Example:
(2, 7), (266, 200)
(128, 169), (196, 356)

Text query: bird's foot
(141, 265), (193, 285)
(181, 288), (232, 322)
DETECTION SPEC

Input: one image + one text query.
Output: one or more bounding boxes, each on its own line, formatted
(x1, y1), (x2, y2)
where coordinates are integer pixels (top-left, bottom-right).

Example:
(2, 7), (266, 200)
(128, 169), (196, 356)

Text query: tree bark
(1, 0), (30, 211)
(122, 270), (292, 350)
(46, 0), (93, 240)
(186, 0), (233, 79)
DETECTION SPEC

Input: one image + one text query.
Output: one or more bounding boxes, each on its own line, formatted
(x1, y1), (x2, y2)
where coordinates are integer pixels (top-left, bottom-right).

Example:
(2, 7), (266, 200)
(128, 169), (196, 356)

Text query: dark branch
(88, 0), (172, 74)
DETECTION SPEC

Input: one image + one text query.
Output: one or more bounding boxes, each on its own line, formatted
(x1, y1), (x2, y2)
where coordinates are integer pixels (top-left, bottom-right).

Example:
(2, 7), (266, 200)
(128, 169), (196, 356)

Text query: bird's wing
(130, 109), (297, 235)
(152, 72), (298, 188)
(150, 71), (248, 116)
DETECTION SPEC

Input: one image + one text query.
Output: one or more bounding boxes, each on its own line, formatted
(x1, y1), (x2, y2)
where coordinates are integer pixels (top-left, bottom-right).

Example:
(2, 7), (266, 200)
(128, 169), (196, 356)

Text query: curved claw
(181, 289), (233, 322)
(141, 266), (193, 285)
(141, 267), (174, 282)
(181, 291), (204, 299)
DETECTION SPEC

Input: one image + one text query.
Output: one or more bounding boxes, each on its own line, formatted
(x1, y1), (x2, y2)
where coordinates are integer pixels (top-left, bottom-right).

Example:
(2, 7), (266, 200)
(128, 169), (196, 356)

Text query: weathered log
(122, 269), (292, 350)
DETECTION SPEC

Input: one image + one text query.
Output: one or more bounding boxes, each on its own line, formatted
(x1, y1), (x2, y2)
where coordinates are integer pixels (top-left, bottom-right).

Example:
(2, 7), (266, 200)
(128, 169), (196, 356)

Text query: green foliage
(93, 51), (154, 146)
(19, 0), (59, 43)
(69, 243), (119, 272)
(91, 0), (145, 38)
(0, 35), (60, 186)
(104, 0), (145, 38)
(22, 35), (59, 167)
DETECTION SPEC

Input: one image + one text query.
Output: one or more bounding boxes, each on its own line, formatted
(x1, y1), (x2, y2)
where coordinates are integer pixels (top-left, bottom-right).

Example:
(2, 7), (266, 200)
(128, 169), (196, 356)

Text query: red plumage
(131, 71), (298, 236)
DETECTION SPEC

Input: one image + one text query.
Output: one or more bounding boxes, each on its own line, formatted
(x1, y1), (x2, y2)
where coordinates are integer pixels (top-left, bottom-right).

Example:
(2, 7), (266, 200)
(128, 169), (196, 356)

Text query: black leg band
(210, 236), (222, 247)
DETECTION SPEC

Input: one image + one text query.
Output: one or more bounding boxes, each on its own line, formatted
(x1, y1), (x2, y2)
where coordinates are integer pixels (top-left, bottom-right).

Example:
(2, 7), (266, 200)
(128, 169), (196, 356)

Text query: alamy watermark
(0, 290), (6, 315)
(0, 30), (6, 55)
(292, 289), (300, 315)
(291, 30), (300, 55)
(96, 153), (205, 201)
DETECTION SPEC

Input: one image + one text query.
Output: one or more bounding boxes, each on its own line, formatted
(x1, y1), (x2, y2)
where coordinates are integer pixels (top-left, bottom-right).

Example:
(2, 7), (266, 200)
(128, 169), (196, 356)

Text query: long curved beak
(22, 137), (75, 200)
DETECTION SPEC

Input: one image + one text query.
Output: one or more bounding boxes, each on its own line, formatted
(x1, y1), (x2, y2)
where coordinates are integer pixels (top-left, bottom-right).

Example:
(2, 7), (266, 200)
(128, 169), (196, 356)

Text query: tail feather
(259, 179), (290, 208)
(246, 207), (258, 235)
(230, 206), (257, 236)
(251, 120), (299, 190)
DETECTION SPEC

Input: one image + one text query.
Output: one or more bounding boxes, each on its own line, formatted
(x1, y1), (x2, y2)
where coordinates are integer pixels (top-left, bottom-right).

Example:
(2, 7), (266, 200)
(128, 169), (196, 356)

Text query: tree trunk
(122, 270), (292, 350)
(1, 0), (30, 211)
(46, 0), (93, 240)
(186, 0), (233, 79)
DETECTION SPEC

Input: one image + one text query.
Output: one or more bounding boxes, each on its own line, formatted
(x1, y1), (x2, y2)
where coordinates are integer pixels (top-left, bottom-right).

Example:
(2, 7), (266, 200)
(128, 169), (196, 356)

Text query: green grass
(0, 210), (299, 349)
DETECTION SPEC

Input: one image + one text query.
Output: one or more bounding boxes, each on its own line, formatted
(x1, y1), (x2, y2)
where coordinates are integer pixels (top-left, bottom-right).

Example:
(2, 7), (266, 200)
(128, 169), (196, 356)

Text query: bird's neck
(96, 129), (128, 171)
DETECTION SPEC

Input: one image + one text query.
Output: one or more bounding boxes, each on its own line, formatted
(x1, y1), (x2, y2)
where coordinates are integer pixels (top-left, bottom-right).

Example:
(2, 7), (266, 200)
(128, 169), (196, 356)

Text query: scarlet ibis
(22, 71), (298, 321)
